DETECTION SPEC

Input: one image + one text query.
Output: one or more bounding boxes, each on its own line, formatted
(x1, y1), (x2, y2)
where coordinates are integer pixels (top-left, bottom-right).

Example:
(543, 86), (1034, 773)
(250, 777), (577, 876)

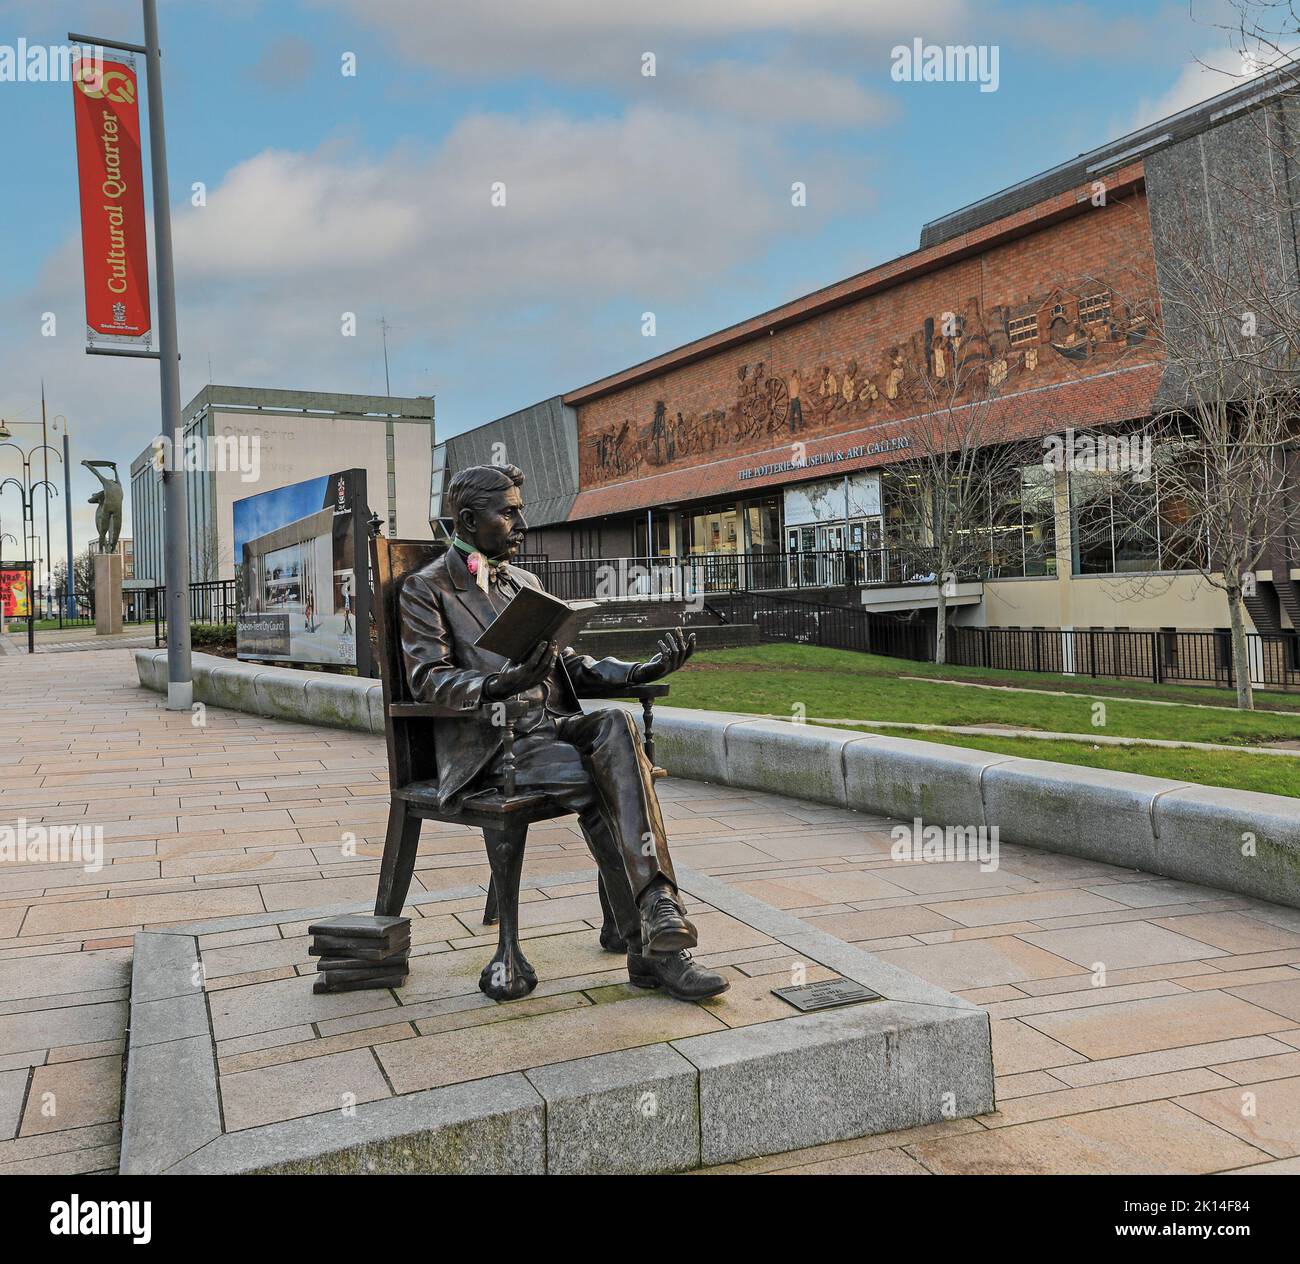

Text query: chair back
(370, 532), (447, 789)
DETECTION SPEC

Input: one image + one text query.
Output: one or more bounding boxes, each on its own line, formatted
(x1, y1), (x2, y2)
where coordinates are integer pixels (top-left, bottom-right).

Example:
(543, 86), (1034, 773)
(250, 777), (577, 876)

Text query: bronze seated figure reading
(395, 463), (727, 1002)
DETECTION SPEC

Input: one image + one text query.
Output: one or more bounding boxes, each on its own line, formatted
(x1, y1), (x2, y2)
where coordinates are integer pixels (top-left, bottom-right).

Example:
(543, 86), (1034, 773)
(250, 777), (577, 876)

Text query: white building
(130, 386), (435, 583)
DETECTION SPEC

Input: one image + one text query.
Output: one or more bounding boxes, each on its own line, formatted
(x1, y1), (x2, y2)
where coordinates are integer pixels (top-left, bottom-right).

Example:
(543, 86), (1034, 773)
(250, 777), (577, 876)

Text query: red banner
(71, 57), (151, 347)
(0, 569), (31, 618)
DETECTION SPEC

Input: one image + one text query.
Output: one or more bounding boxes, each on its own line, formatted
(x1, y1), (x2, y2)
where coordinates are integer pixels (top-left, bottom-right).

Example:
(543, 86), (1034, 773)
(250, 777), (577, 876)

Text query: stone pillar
(94, 551), (123, 635)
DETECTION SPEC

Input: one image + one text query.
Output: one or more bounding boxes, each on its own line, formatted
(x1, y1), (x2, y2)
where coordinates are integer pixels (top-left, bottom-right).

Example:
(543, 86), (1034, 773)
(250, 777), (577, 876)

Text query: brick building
(435, 70), (1300, 638)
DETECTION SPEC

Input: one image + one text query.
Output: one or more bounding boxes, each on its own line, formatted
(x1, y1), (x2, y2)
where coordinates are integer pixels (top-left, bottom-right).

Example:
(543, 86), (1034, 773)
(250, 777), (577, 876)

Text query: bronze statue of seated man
(398, 463), (728, 1002)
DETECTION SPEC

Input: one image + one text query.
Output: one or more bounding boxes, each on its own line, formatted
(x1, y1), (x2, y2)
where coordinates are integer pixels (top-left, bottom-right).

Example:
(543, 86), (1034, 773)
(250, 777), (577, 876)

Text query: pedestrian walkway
(1, 649), (1299, 1174)
(0, 629), (156, 656)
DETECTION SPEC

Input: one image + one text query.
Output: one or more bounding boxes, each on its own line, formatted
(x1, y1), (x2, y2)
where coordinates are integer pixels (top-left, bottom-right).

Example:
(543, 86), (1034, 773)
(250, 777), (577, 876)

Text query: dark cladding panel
(443, 395), (578, 527)
(921, 66), (1300, 251)
(1145, 94), (1300, 410)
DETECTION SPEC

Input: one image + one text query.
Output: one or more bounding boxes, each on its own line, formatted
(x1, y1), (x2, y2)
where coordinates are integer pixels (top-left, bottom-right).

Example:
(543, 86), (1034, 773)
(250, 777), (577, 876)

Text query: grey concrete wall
(135, 650), (1300, 909)
(1147, 95), (1300, 408)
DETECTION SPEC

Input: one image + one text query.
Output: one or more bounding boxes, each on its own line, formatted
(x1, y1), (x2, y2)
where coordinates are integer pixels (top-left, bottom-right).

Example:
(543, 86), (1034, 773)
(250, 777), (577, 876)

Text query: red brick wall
(575, 190), (1161, 499)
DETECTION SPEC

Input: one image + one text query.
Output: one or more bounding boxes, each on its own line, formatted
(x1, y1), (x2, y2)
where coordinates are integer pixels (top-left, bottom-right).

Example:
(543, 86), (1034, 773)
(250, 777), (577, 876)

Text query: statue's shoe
(598, 923), (628, 953)
(628, 950), (729, 1001)
(638, 891), (698, 954)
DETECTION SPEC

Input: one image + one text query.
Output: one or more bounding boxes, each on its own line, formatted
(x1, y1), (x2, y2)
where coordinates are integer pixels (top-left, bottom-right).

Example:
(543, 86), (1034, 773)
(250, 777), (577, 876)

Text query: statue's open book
(474, 586), (597, 662)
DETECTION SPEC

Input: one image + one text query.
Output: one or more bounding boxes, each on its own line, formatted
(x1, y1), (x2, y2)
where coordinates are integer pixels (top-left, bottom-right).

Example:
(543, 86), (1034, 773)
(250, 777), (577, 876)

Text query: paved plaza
(2, 648), (1300, 1174)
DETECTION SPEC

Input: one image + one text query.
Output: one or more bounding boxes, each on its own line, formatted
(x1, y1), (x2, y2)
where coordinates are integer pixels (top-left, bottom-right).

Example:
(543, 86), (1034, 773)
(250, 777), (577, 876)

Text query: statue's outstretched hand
(633, 627), (695, 684)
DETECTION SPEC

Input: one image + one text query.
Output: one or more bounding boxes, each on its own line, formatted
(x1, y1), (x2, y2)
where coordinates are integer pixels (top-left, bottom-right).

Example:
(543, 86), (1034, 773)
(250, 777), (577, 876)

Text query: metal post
(143, 0), (192, 709)
(842, 472), (851, 586)
(62, 428), (75, 618)
(40, 387), (51, 617)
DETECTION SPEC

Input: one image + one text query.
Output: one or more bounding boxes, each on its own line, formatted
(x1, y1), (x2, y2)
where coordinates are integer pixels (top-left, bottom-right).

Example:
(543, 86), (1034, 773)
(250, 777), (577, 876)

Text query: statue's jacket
(398, 546), (638, 809)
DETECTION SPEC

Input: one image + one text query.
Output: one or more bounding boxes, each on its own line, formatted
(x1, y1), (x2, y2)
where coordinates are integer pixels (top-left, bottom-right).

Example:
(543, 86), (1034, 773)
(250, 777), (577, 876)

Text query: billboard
(233, 469), (371, 672)
(71, 55), (152, 350)
(0, 568), (31, 618)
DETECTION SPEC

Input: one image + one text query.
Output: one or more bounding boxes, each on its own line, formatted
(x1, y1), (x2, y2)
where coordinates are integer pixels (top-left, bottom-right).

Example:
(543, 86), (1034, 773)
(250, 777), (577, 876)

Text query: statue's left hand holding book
(474, 588), (597, 663)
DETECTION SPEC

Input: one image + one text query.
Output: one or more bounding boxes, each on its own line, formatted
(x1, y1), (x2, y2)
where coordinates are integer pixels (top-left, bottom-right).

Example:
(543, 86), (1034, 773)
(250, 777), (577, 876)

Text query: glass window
(881, 468), (927, 547)
(1068, 433), (1198, 576)
(744, 496), (782, 553)
(1155, 439), (1208, 571)
(1070, 467), (1116, 574)
(1020, 464), (1057, 575)
(633, 516), (671, 557)
(681, 505), (739, 554)
(1112, 471), (1160, 572)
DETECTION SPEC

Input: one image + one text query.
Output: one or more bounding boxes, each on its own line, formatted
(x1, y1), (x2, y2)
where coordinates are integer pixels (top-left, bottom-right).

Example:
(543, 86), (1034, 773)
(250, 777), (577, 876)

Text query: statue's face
(460, 484), (527, 560)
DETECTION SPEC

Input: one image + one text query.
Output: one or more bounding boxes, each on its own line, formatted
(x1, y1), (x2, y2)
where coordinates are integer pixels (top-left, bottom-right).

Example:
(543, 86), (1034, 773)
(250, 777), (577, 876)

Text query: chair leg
(482, 875), (498, 925)
(374, 798), (421, 918)
(479, 822), (536, 1001)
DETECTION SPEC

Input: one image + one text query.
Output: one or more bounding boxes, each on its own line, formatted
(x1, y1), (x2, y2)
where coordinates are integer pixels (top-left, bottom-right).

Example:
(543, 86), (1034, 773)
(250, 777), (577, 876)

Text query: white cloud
(310, 0), (967, 115)
(674, 59), (894, 128)
(0, 102), (871, 548)
(1129, 46), (1264, 130)
(313, 0), (970, 77)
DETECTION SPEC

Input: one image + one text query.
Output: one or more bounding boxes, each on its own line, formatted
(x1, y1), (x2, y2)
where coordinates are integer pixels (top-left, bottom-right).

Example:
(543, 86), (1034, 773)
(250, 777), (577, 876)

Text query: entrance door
(816, 524), (844, 585)
(787, 526), (819, 587)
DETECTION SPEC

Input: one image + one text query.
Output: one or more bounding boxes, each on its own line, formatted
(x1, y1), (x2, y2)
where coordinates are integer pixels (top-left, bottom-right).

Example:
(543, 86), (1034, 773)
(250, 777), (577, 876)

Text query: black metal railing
(152, 579), (240, 646)
(705, 589), (935, 661)
(52, 588), (94, 629)
(513, 547), (969, 601)
(945, 625), (1300, 690)
(667, 586), (1300, 692)
(5, 587), (158, 631)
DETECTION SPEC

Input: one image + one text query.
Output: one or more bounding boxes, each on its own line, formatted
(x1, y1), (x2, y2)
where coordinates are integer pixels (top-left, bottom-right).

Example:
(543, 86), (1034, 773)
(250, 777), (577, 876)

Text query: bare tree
(884, 320), (1039, 665)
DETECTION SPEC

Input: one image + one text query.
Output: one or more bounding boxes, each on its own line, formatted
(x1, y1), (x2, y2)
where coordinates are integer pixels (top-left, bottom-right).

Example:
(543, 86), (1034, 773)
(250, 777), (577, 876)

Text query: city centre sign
(738, 435), (910, 482)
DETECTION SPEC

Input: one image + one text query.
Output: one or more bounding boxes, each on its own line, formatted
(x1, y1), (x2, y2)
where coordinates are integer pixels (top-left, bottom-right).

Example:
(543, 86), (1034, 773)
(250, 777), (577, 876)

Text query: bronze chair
(369, 533), (667, 1001)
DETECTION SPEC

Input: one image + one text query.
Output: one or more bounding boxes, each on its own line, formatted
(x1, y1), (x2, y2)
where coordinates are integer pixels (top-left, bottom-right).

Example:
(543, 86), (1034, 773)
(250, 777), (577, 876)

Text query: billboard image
(233, 469), (369, 670)
(1, 568), (31, 618)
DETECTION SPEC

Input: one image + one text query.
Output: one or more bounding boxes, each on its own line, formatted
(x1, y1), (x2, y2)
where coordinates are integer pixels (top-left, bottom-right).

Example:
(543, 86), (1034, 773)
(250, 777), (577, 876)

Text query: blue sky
(0, 0), (1267, 560)
(232, 472), (328, 556)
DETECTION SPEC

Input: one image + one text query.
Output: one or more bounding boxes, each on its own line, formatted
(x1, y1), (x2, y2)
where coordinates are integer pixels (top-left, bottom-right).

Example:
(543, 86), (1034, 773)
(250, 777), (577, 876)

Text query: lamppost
(0, 439), (61, 616)
(69, 0), (192, 708)
(0, 531), (16, 636)
(1, 475), (56, 652)
(51, 416), (75, 618)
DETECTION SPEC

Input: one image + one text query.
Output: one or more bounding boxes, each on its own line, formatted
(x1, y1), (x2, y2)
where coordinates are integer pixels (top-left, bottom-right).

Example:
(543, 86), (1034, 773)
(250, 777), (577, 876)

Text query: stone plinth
(93, 551), (123, 635)
(119, 868), (994, 1175)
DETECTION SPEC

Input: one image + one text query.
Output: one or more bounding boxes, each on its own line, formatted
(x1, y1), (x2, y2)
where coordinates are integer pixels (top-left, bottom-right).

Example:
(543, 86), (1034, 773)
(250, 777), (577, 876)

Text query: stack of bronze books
(307, 914), (410, 993)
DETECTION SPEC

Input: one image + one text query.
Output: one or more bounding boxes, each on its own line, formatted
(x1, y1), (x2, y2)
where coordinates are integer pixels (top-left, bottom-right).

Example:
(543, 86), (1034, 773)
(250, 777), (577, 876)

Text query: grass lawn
(867, 728), (1300, 798)
(876, 649), (1300, 712)
(670, 644), (1300, 745)
(665, 643), (1300, 794)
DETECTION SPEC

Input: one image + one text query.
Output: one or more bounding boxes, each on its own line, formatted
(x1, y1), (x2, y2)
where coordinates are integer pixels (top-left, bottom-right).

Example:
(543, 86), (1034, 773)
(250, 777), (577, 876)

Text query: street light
(0, 440), (61, 614)
(51, 416), (75, 618)
(0, 530), (16, 637)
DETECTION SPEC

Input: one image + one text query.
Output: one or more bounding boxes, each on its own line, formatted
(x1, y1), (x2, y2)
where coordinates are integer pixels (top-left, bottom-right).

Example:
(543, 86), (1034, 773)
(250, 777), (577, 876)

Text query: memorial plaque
(771, 977), (881, 1012)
